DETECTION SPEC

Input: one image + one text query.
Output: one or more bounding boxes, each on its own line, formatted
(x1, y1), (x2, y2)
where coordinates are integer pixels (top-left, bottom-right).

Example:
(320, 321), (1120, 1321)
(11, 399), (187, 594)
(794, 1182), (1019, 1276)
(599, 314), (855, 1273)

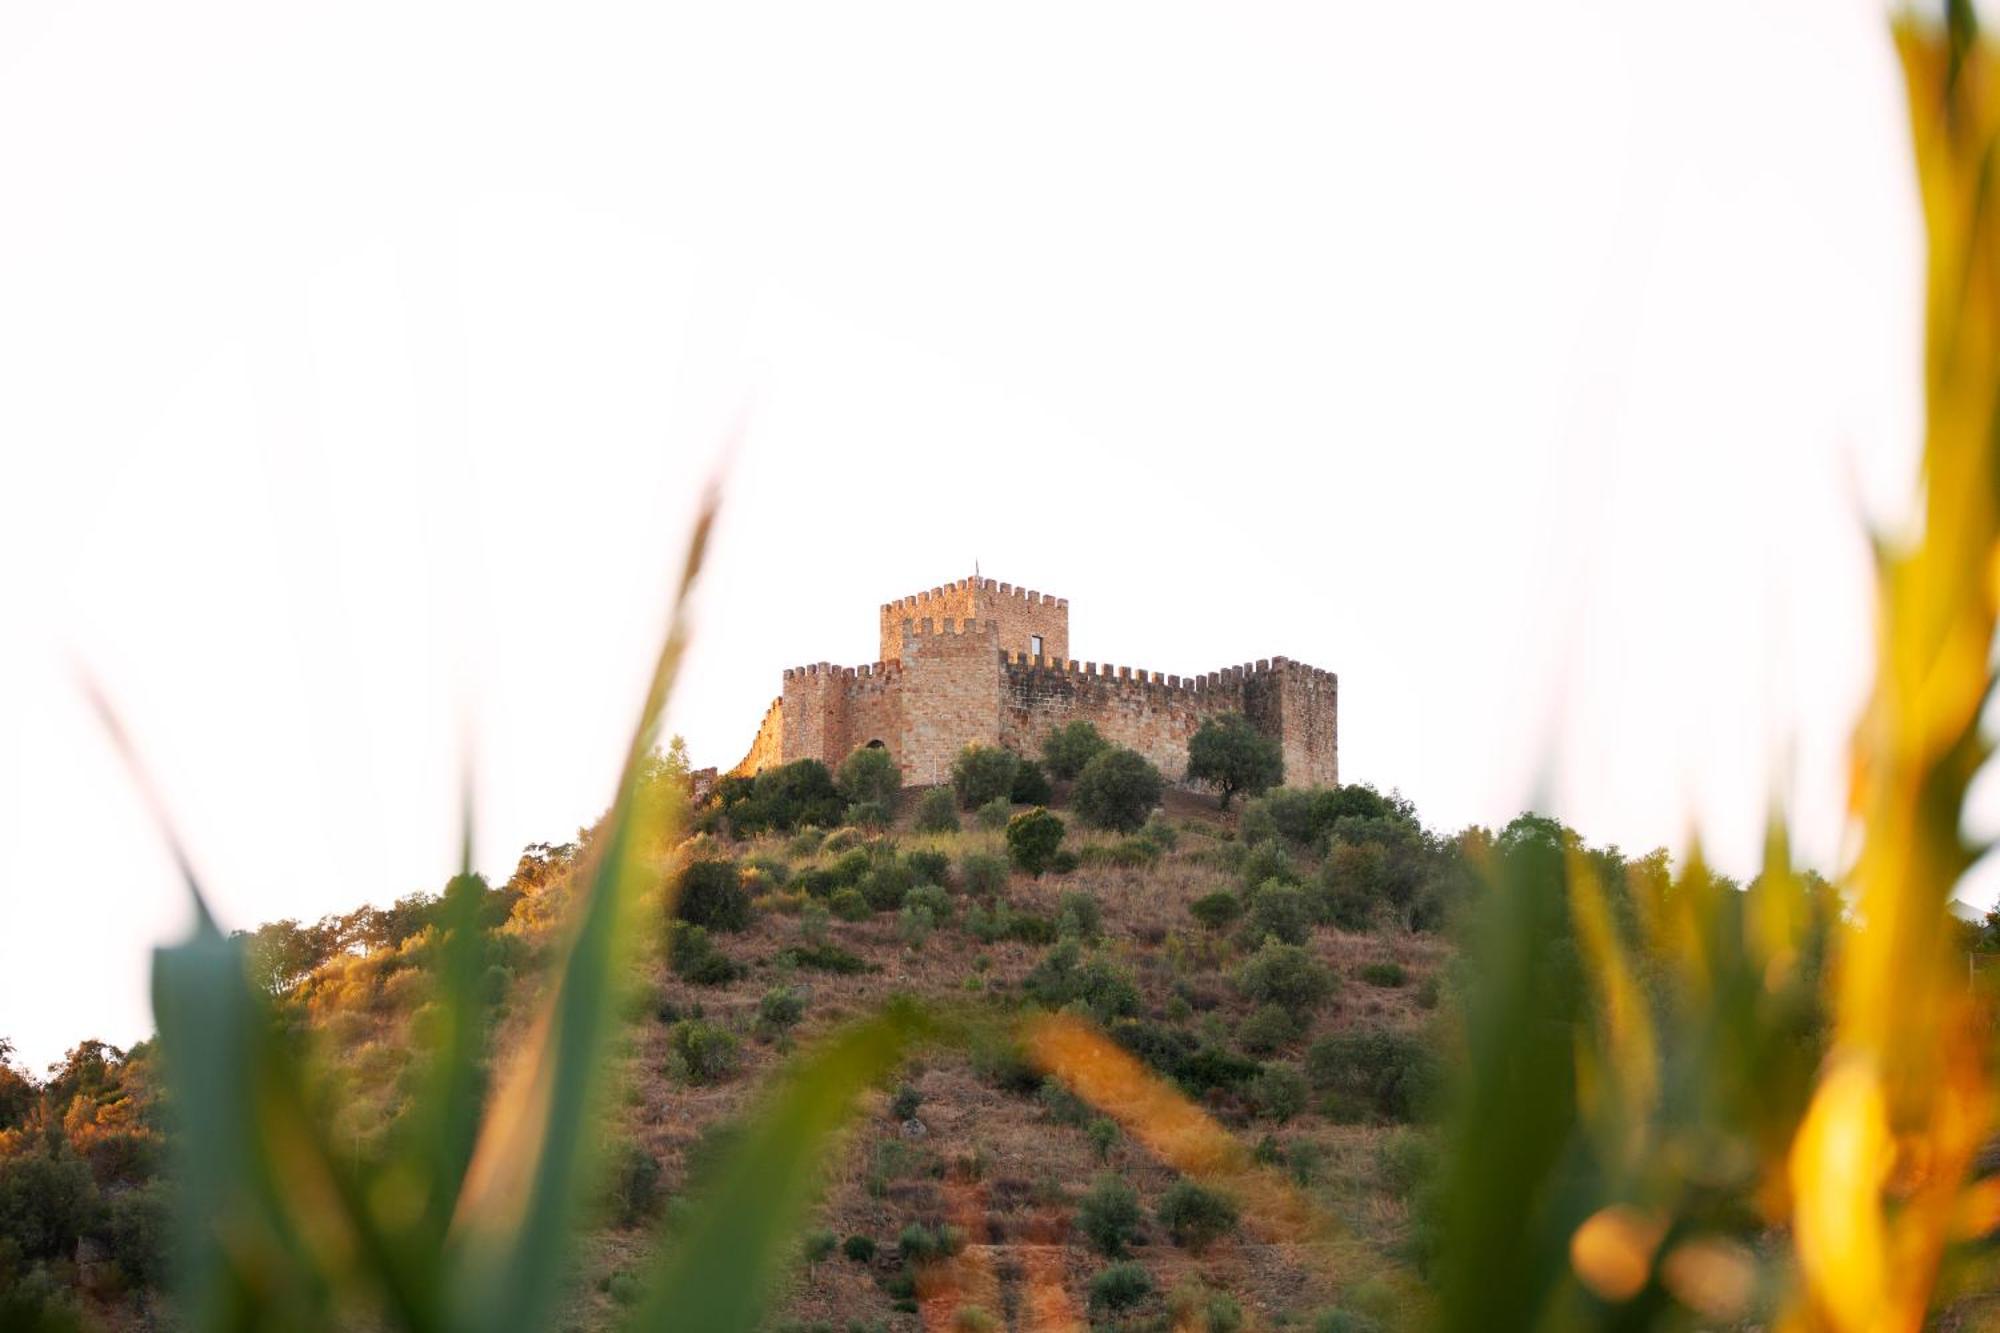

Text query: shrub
(1076, 1173), (1143, 1256)
(1241, 881), (1311, 947)
(1314, 1311), (1383, 1333)
(779, 942), (876, 974)
(669, 924), (746, 985)
(904, 848), (951, 886)
(845, 800), (891, 830)
(1359, 960), (1408, 988)
(1042, 720), (1110, 779)
(960, 852), (1009, 897)
(1167, 1281), (1244, 1333)
(757, 986), (807, 1034)
(1305, 1029), (1439, 1121)
(1186, 712), (1284, 809)
(1189, 891), (1244, 931)
(975, 797), (1013, 831)
(1249, 1063), (1310, 1122)
(838, 746), (902, 807)
(1072, 747), (1165, 833)
(665, 1019), (741, 1084)
(101, 1178), (169, 1286)
(1377, 1128), (1439, 1195)
(952, 745), (1020, 809)
(0, 1152), (97, 1261)
(897, 904), (935, 948)
(1025, 941), (1140, 1023)
(898, 1222), (945, 1265)
(1155, 1180), (1239, 1252)
(1235, 941), (1336, 1011)
(906, 884), (952, 922)
(1055, 890), (1102, 942)
(1087, 1117), (1120, 1161)
(1138, 813), (1180, 853)
(1010, 758), (1053, 806)
(889, 1082), (924, 1120)
(721, 758), (846, 833)
(1051, 848), (1081, 874)
(1238, 1004), (1302, 1054)
(1240, 839), (1300, 889)
(1316, 878), (1379, 932)
(1088, 1260), (1154, 1312)
(829, 888), (871, 922)
(860, 862), (913, 912)
(843, 1233), (877, 1263)
(675, 860), (751, 932)
(1006, 807), (1066, 877)
(605, 1142), (662, 1226)
(799, 901), (831, 946)
(828, 848), (873, 886)
(912, 786), (961, 833)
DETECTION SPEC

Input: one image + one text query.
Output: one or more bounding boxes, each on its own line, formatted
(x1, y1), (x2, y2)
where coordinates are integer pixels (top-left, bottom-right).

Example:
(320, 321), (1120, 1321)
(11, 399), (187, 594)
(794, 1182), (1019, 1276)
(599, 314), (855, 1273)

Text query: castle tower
(878, 576), (1068, 665)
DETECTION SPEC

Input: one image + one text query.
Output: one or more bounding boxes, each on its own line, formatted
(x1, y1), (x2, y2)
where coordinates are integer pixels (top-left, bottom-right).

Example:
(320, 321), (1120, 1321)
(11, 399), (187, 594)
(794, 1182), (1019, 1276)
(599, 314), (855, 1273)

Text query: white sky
(0, 0), (1943, 1071)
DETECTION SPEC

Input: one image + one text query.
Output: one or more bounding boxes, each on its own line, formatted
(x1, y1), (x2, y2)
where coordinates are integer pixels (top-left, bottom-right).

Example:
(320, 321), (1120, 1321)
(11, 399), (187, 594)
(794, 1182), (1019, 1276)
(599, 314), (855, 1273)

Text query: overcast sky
(1, 0), (1940, 1070)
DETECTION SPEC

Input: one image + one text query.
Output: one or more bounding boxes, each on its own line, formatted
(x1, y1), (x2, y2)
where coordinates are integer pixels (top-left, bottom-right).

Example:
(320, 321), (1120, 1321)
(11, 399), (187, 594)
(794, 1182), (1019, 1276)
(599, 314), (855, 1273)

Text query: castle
(731, 574), (1338, 791)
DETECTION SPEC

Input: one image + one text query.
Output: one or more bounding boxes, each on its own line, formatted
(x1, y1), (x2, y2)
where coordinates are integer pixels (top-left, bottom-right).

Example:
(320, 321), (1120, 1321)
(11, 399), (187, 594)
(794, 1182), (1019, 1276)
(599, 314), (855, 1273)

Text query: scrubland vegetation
(8, 8), (2000, 1331)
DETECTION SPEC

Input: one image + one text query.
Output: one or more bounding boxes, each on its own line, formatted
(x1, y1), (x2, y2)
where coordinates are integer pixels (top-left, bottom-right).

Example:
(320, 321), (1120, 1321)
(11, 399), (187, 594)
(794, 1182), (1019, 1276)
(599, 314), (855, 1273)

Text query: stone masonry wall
(880, 577), (1068, 665)
(737, 574), (1336, 794)
(999, 656), (1336, 786)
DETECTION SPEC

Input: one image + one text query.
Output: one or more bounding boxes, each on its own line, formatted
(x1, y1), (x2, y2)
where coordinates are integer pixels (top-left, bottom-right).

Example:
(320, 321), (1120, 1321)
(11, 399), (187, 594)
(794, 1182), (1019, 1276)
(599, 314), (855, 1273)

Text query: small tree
(1006, 808), (1067, 877)
(674, 860), (751, 932)
(838, 746), (902, 808)
(1186, 713), (1284, 810)
(1076, 1173), (1143, 1257)
(1072, 747), (1165, 833)
(913, 787), (961, 833)
(1088, 1261), (1155, 1312)
(1156, 1180), (1240, 1253)
(1235, 940), (1336, 1012)
(1010, 758), (1054, 805)
(1042, 720), (1110, 779)
(952, 745), (1020, 809)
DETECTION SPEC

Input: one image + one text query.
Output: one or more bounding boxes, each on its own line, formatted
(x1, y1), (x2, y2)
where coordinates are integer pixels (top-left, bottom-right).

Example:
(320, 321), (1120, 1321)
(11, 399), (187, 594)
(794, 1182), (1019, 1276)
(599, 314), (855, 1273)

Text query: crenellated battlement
(739, 569), (1335, 788)
(881, 575), (1068, 616)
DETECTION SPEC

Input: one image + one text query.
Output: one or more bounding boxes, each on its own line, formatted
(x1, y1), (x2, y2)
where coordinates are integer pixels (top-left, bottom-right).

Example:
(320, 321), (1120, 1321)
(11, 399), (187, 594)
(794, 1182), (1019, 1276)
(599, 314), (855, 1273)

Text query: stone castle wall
(738, 573), (1336, 792)
(880, 577), (1068, 665)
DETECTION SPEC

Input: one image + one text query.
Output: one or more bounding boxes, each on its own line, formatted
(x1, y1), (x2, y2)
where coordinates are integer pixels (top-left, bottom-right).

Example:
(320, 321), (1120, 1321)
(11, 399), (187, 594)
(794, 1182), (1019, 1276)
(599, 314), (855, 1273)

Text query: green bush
(843, 1233), (877, 1263)
(1155, 1179), (1239, 1252)
(960, 852), (1009, 897)
(1186, 712), (1284, 809)
(675, 860), (752, 932)
(1087, 1117), (1120, 1161)
(975, 797), (1013, 830)
(1249, 1063), (1310, 1121)
(1055, 890), (1102, 942)
(1235, 940), (1336, 1011)
(897, 1222), (946, 1265)
(1025, 941), (1140, 1022)
(828, 888), (870, 922)
(1072, 747), (1165, 833)
(904, 849), (951, 887)
(1315, 877), (1380, 932)
(906, 884), (952, 922)
(860, 861), (913, 912)
(779, 942), (876, 974)
(952, 745), (1019, 809)
(1006, 807), (1066, 877)
(1241, 881), (1311, 947)
(669, 924), (746, 985)
(604, 1141), (662, 1226)
(845, 799), (891, 830)
(889, 1082), (924, 1120)
(1189, 890), (1244, 931)
(1314, 1311), (1383, 1333)
(1238, 1003), (1302, 1054)
(1377, 1127), (1439, 1195)
(101, 1178), (170, 1286)
(665, 1019), (741, 1085)
(1076, 1173), (1143, 1257)
(756, 986), (807, 1034)
(803, 1227), (838, 1275)
(912, 786), (961, 833)
(1138, 813), (1180, 853)
(1306, 1029), (1439, 1121)
(1167, 1281), (1243, 1333)
(1240, 838), (1300, 889)
(1042, 720), (1109, 779)
(838, 745), (902, 807)
(718, 758), (846, 833)
(828, 848), (873, 886)
(1010, 758), (1054, 805)
(0, 1151), (97, 1262)
(1087, 1260), (1154, 1312)
(1359, 960), (1407, 988)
